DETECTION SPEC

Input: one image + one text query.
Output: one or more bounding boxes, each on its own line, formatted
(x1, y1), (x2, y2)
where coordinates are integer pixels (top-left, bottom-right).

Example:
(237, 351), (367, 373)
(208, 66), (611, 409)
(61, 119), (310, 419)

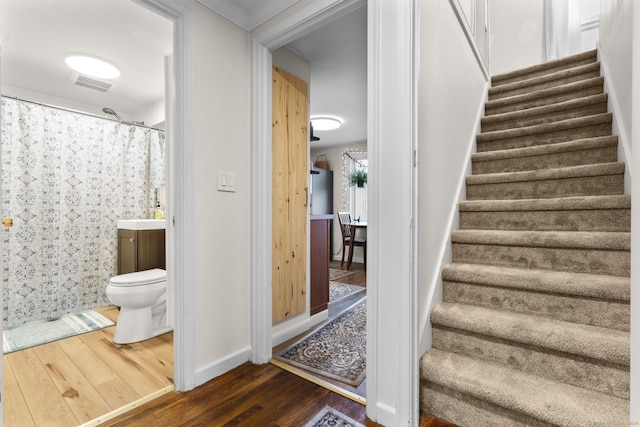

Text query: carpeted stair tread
(485, 76), (604, 116)
(472, 136), (618, 173)
(474, 136), (617, 162)
(491, 49), (597, 87)
(422, 49), (631, 425)
(459, 194), (630, 212)
(458, 194), (631, 232)
(421, 382), (563, 427)
(481, 93), (608, 132)
(477, 113), (611, 143)
(488, 62), (601, 101)
(452, 232), (629, 277)
(476, 113), (612, 149)
(420, 349), (629, 427)
(451, 229), (629, 250)
(442, 263), (629, 302)
(430, 303), (629, 365)
(442, 266), (630, 331)
(466, 162), (624, 185)
(459, 207), (629, 232)
(465, 164), (625, 201)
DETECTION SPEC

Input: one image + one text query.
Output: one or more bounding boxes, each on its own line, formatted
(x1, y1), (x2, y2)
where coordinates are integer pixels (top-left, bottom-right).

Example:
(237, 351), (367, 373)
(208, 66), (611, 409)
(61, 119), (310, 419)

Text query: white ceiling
(0, 0), (172, 121)
(286, 6), (367, 148)
(197, 0), (299, 31)
(0, 0), (366, 148)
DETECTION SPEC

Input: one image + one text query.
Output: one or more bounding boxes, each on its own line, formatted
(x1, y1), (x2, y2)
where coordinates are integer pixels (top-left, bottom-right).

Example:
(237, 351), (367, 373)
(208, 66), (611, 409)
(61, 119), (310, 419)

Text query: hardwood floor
(3, 268), (454, 426)
(3, 307), (173, 427)
(104, 362), (455, 427)
(104, 362), (382, 426)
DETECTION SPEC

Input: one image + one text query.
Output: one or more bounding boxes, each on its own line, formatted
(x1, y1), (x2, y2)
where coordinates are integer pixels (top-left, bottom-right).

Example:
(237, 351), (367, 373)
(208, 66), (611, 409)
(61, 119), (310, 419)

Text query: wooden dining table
(347, 220), (367, 270)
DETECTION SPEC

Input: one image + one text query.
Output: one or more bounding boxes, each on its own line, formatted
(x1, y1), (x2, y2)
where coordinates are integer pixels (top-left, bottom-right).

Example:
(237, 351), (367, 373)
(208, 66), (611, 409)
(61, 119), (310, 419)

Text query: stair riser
(459, 208), (630, 232)
(431, 327), (630, 399)
(477, 123), (612, 153)
(466, 174), (624, 201)
(452, 243), (629, 276)
(421, 382), (555, 427)
(472, 145), (617, 174)
(492, 55), (597, 86)
(481, 102), (608, 132)
(489, 70), (601, 101)
(443, 281), (629, 331)
(485, 84), (603, 116)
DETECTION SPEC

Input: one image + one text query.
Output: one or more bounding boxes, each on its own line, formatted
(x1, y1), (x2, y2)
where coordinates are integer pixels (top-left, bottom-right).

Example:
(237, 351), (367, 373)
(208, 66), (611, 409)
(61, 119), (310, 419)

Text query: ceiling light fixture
(65, 54), (120, 79)
(311, 117), (342, 131)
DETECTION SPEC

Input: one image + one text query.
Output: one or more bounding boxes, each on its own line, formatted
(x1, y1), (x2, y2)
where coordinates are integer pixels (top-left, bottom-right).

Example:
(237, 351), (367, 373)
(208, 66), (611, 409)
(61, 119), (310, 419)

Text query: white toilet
(106, 268), (171, 344)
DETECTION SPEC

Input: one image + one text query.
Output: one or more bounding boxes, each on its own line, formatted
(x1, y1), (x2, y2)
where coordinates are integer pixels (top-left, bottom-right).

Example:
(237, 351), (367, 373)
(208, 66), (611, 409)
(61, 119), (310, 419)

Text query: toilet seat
(109, 268), (166, 287)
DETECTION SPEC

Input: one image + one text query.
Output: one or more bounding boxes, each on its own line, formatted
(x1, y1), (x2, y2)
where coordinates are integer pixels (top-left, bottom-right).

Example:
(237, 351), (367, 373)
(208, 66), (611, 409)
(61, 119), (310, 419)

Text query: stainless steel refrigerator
(310, 168), (333, 215)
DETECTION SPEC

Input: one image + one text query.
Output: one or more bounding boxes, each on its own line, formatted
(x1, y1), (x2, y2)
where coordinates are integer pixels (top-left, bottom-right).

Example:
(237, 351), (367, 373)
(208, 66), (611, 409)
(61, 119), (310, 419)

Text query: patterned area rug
(3, 310), (115, 354)
(275, 298), (366, 386)
(304, 406), (365, 427)
(329, 268), (353, 281)
(330, 281), (365, 303)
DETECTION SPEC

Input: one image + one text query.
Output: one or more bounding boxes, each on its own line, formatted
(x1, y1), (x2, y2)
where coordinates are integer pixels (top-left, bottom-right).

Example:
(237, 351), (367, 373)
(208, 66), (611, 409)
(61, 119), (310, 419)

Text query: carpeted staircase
(420, 49), (630, 426)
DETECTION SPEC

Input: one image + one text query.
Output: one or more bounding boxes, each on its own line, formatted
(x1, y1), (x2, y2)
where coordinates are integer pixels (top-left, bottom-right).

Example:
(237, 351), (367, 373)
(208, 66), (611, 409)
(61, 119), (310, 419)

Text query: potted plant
(349, 169), (368, 187)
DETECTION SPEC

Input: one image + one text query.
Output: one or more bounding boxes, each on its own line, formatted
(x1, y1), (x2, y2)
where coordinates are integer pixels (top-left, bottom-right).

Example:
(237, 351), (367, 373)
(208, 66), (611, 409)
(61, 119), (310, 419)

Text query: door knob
(2, 218), (13, 228)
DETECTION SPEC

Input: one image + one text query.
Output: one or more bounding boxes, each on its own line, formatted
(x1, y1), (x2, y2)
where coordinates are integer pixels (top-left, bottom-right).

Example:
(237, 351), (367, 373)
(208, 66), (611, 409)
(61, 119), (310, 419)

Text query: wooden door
(272, 67), (308, 323)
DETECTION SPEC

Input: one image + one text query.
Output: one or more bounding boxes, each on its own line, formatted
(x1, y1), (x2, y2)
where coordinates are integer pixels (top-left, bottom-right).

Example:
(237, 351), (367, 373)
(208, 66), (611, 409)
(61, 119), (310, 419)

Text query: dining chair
(337, 211), (366, 268)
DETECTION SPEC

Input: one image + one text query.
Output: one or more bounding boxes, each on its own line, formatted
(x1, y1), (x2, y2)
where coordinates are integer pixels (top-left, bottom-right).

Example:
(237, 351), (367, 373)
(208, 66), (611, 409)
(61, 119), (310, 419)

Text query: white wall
(1, 84), (133, 122)
(631, 1), (640, 421)
(600, 0), (638, 421)
(599, 0), (632, 168)
(417, 0), (489, 355)
(490, 0), (545, 75)
(133, 97), (165, 128)
(190, 1), (253, 375)
(272, 46), (311, 83)
(311, 141), (367, 264)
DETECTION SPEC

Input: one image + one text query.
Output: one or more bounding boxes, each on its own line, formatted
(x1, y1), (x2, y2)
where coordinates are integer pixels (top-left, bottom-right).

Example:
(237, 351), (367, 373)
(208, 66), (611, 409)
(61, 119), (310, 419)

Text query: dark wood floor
(104, 361), (455, 426)
(103, 362), (381, 426)
(105, 260), (455, 426)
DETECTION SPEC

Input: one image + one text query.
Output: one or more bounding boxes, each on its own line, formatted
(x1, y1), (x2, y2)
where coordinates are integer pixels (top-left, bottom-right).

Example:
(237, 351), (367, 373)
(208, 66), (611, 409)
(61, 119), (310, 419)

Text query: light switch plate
(217, 169), (236, 192)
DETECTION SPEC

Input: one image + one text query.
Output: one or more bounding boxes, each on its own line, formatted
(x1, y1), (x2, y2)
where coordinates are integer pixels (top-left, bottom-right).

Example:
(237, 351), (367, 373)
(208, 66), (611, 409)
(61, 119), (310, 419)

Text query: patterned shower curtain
(0, 97), (165, 327)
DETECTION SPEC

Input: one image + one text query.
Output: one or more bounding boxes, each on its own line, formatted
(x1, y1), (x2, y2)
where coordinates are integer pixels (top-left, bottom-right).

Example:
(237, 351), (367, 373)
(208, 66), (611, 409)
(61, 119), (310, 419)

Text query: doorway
(268, 6), (369, 400)
(251, 1), (419, 424)
(0, 0), (183, 424)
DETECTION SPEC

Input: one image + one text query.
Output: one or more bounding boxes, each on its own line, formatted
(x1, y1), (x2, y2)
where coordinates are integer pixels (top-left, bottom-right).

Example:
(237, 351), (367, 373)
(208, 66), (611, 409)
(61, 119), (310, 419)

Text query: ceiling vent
(69, 72), (113, 92)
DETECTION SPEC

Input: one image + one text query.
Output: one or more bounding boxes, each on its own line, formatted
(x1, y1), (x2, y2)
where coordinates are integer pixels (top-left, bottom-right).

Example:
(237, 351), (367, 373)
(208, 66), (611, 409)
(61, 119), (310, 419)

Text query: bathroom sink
(117, 219), (166, 230)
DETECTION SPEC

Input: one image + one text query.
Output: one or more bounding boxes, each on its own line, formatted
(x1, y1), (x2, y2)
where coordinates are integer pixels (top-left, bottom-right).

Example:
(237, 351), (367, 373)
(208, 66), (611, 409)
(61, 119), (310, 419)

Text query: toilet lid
(109, 268), (166, 287)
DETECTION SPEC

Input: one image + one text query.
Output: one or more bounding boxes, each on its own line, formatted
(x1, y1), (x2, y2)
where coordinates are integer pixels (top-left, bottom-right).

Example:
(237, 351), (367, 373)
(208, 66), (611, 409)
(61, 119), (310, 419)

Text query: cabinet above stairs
(420, 49), (630, 426)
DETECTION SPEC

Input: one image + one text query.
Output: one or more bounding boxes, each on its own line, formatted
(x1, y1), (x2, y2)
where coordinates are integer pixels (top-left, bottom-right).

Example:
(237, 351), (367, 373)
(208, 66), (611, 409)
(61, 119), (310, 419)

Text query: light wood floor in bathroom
(3, 306), (174, 427)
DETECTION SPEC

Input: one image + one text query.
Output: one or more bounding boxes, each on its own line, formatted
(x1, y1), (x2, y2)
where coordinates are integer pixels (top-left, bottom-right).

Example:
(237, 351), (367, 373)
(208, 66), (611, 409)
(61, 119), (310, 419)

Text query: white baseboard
(374, 401), (398, 426)
(194, 346), (251, 387)
(271, 309), (328, 348)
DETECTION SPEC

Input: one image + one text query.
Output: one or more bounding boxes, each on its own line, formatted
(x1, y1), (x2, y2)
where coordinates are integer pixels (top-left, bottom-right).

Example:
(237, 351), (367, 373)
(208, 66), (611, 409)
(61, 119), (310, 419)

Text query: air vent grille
(74, 74), (112, 92)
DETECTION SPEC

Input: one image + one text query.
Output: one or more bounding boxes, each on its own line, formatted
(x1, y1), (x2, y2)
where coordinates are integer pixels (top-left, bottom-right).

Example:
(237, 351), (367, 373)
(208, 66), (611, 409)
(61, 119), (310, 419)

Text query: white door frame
(133, 0), (196, 392)
(250, 1), (419, 424)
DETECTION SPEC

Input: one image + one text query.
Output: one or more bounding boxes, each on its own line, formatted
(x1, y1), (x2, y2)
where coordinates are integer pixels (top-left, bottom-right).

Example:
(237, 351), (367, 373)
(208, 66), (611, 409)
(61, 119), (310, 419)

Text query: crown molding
(197, 0), (299, 31)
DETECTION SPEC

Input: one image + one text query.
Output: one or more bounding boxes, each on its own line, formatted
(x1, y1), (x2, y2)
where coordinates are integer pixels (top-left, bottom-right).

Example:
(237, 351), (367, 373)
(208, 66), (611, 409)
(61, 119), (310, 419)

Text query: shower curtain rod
(1, 94), (164, 132)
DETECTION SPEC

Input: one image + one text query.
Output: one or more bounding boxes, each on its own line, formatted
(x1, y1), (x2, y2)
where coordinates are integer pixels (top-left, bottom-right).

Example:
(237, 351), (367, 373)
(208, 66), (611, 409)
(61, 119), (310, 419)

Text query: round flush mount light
(65, 54), (120, 79)
(311, 117), (342, 131)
